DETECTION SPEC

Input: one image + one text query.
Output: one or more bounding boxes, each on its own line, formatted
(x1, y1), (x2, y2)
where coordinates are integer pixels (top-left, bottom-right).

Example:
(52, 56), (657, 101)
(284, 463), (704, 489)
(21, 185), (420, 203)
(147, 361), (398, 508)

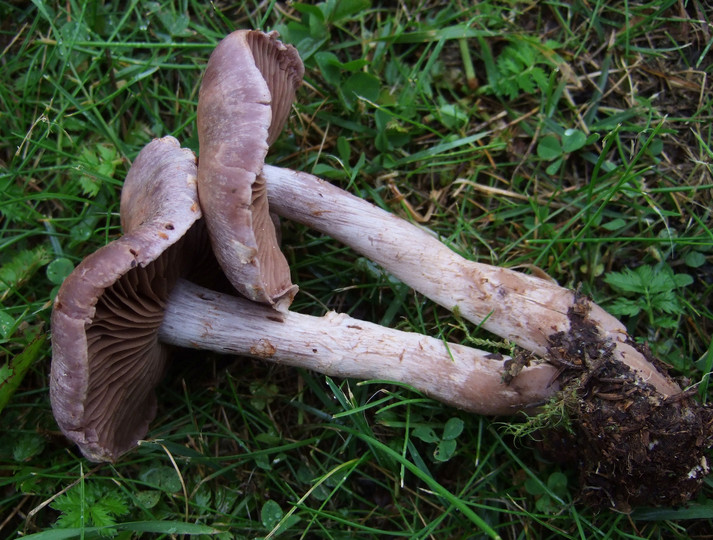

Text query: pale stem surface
(159, 280), (559, 415)
(262, 165), (680, 396)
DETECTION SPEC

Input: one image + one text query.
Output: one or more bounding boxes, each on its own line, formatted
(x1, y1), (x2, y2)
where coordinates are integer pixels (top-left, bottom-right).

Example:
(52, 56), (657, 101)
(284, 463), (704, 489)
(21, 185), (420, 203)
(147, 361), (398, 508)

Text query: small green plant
(524, 471), (569, 514)
(498, 390), (575, 441)
(0, 332), (46, 414)
(603, 263), (693, 329)
(249, 380), (280, 411)
(46, 257), (75, 299)
(479, 36), (561, 100)
(537, 128), (599, 175)
(261, 499), (301, 536)
(412, 417), (464, 462)
(313, 50), (379, 112)
(51, 481), (129, 536)
(0, 247), (51, 305)
(75, 143), (122, 197)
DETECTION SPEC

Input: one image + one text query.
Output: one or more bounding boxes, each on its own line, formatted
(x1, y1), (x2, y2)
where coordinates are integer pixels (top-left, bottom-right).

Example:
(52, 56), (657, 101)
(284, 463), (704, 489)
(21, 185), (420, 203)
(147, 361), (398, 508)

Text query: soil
(544, 294), (713, 510)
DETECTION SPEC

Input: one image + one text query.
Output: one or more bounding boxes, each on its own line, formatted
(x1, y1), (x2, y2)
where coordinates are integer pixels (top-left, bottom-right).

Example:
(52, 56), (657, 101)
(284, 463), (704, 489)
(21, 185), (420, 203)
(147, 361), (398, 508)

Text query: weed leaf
(412, 426), (439, 443)
(537, 135), (562, 160)
(608, 298), (642, 317)
(561, 129), (587, 153)
(442, 417), (465, 440)
(604, 267), (647, 293)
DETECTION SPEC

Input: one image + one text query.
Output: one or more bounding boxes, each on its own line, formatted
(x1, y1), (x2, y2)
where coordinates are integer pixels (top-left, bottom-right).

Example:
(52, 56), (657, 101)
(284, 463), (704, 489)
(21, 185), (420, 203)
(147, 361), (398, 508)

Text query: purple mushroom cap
(50, 136), (200, 461)
(197, 30), (304, 312)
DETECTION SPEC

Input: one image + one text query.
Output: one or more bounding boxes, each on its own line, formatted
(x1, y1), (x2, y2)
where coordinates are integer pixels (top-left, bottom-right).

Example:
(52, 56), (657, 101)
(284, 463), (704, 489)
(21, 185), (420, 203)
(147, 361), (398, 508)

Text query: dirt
(543, 293), (713, 510)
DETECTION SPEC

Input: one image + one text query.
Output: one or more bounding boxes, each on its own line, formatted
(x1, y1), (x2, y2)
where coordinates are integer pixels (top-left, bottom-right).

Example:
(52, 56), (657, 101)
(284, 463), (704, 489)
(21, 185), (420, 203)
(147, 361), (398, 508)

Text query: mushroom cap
(197, 30), (303, 311)
(50, 136), (199, 462)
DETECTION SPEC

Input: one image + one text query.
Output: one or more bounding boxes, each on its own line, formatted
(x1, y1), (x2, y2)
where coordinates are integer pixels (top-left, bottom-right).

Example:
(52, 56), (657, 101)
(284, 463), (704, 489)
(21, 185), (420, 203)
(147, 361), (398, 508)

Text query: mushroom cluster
(50, 30), (712, 508)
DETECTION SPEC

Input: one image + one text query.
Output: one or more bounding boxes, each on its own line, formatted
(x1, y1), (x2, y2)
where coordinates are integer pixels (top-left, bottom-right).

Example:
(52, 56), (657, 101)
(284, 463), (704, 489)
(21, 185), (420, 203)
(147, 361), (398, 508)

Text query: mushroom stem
(261, 165), (680, 397)
(159, 279), (559, 415)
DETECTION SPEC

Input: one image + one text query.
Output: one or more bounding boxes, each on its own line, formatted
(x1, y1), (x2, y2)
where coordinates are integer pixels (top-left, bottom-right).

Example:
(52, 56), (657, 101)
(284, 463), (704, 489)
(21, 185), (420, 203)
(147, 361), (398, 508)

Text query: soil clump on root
(544, 294), (713, 510)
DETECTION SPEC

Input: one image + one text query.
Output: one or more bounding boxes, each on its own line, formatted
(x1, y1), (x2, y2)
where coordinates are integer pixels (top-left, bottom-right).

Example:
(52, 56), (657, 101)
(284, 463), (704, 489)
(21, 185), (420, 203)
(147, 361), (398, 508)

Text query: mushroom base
(566, 357), (713, 510)
(536, 295), (713, 510)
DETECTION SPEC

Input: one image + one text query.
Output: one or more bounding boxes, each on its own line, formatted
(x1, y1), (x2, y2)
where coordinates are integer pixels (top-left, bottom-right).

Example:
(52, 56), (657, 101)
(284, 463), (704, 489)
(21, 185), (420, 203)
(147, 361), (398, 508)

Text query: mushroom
(190, 30), (711, 507)
(50, 136), (202, 462)
(51, 30), (711, 507)
(50, 137), (558, 462)
(196, 29), (302, 312)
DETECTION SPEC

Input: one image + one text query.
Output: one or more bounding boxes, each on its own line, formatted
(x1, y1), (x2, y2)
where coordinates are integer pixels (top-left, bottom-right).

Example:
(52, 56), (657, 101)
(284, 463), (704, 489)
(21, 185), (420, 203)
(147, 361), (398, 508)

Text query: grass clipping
(528, 293), (713, 510)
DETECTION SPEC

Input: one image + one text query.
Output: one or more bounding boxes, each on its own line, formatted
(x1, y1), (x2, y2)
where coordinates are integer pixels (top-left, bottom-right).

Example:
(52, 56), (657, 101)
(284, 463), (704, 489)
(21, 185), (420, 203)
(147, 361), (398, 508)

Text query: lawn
(1, 0), (712, 538)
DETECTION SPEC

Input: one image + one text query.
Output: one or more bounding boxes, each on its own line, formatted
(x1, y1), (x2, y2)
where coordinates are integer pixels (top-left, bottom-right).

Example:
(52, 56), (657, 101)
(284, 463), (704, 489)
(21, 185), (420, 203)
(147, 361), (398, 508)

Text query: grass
(1, 0), (712, 537)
